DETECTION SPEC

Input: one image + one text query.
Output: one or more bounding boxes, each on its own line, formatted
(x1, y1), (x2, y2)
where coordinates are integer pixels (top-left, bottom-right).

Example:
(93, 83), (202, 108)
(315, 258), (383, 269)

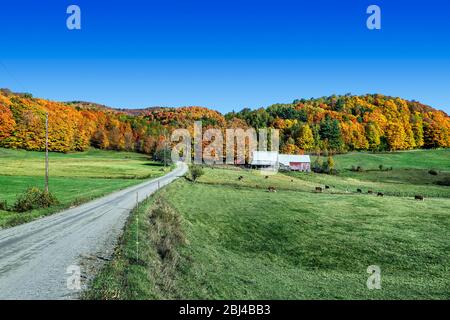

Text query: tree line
(0, 90), (166, 154)
(0, 90), (449, 156)
(226, 94), (450, 153)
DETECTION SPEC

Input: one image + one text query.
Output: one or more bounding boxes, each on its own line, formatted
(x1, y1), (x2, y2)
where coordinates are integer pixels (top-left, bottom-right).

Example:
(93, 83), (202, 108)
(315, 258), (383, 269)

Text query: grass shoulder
(84, 188), (186, 299)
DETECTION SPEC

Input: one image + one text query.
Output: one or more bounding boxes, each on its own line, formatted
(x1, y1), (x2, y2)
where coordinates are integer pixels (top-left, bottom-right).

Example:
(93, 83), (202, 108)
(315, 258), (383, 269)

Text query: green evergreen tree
(319, 116), (344, 151)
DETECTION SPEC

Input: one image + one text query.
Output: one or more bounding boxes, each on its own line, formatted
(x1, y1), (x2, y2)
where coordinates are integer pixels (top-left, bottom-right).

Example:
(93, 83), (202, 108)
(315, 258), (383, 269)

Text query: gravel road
(0, 162), (187, 300)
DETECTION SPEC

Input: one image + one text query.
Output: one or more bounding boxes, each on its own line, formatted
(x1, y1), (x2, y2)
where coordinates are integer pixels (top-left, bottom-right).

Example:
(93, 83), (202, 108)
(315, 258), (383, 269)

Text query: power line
(0, 60), (25, 90)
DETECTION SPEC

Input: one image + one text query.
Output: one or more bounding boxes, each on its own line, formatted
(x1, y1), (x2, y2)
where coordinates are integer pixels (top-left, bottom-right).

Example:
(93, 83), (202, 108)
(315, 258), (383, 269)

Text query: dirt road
(0, 162), (187, 299)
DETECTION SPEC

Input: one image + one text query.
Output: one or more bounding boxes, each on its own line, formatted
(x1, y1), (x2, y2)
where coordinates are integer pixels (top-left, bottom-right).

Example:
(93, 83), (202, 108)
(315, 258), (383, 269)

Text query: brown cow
(415, 195), (424, 201)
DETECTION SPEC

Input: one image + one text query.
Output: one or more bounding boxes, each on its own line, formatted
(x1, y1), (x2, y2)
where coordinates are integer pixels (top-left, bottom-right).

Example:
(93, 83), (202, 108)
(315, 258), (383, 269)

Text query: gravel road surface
(0, 162), (187, 300)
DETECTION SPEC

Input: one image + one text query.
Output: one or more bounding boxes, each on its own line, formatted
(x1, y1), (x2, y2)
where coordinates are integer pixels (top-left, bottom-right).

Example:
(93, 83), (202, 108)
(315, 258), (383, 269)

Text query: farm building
(250, 151), (279, 167)
(278, 154), (311, 172)
(250, 151), (311, 172)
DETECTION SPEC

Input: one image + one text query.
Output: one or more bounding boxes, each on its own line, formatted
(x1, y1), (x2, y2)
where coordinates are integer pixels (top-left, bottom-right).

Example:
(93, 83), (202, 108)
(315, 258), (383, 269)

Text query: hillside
(0, 89), (449, 155)
(0, 148), (167, 228)
(86, 151), (450, 299)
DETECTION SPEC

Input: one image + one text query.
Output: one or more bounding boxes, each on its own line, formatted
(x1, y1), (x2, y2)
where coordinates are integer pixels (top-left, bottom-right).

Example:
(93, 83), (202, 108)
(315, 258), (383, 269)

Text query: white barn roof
(278, 154), (310, 166)
(251, 151), (278, 166)
(250, 151), (310, 166)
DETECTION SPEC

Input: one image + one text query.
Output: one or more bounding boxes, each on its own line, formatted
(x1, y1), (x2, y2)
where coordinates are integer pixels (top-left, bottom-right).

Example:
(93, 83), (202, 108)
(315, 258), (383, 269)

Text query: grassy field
(198, 166), (450, 198)
(86, 150), (450, 300)
(0, 148), (167, 228)
(332, 149), (450, 171)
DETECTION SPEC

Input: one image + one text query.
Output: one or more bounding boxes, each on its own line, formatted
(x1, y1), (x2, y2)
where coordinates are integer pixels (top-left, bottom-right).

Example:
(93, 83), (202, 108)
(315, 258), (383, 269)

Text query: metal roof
(250, 151), (310, 166)
(278, 154), (311, 165)
(251, 151), (278, 165)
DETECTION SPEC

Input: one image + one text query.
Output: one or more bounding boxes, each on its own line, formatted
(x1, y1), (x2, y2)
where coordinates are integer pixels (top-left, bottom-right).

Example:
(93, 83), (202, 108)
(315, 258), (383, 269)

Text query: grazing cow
(315, 187), (323, 193)
(238, 176), (244, 181)
(415, 195), (424, 201)
(368, 190), (373, 194)
(325, 185), (330, 189)
(265, 176), (269, 179)
(268, 186), (277, 193)
(377, 192), (384, 197)
(357, 189), (362, 193)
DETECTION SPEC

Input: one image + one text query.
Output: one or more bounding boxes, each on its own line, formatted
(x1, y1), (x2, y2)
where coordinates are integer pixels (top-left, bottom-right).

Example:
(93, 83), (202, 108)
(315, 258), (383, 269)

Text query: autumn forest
(0, 88), (449, 156)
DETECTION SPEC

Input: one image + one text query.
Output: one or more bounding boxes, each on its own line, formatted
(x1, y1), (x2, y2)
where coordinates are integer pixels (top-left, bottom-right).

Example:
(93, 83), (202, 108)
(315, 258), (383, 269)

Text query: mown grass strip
(84, 191), (186, 300)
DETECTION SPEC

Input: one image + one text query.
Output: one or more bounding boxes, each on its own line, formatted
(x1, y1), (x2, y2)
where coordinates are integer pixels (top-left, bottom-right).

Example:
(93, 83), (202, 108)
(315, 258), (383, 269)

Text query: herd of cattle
(236, 175), (425, 200)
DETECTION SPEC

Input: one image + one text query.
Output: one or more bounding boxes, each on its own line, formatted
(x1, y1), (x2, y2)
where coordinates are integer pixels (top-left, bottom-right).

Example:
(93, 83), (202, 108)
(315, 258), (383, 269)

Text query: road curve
(0, 162), (187, 300)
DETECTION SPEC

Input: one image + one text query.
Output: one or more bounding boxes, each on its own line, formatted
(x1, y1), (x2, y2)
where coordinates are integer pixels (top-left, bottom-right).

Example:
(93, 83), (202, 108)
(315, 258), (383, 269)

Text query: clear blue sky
(1, 0), (449, 113)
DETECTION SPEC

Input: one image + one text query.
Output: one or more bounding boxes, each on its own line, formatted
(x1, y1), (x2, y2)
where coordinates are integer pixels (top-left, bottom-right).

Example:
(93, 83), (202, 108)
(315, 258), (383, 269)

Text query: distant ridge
(0, 89), (449, 153)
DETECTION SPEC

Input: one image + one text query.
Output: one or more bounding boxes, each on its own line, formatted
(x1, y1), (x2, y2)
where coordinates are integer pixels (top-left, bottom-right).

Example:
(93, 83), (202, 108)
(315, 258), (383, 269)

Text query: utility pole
(164, 129), (168, 168)
(45, 113), (49, 193)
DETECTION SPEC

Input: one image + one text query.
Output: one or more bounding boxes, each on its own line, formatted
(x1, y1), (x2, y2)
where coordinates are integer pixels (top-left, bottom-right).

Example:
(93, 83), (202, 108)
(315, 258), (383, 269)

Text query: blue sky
(0, 0), (449, 113)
